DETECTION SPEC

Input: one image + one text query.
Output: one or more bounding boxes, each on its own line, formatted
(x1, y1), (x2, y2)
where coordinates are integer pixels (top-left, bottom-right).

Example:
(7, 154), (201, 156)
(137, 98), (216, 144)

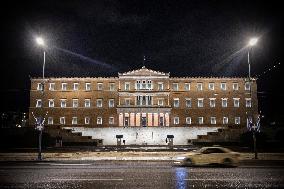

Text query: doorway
(141, 117), (147, 127)
(159, 117), (164, 126)
(124, 117), (129, 126)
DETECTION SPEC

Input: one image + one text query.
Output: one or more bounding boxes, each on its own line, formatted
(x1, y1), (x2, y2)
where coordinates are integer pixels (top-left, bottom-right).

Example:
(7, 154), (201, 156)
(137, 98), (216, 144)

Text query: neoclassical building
(29, 67), (258, 145)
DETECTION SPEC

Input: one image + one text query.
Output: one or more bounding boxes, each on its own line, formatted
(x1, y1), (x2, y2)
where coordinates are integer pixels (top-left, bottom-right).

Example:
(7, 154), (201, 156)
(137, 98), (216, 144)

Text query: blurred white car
(174, 146), (240, 167)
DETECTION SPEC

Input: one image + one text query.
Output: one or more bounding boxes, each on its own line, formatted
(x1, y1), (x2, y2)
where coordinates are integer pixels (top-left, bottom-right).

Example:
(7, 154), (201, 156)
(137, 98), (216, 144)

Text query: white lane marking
(37, 163), (92, 166)
(50, 164), (92, 166)
(184, 178), (250, 181)
(52, 178), (123, 181)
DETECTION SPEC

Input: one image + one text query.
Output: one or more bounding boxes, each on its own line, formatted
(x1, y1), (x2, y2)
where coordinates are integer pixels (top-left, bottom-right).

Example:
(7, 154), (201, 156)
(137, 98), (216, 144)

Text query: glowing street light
(248, 37), (258, 47)
(36, 37), (45, 47)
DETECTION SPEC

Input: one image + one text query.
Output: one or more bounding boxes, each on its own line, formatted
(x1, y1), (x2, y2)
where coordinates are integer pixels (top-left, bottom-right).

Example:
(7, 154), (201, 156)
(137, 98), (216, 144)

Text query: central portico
(117, 66), (172, 127)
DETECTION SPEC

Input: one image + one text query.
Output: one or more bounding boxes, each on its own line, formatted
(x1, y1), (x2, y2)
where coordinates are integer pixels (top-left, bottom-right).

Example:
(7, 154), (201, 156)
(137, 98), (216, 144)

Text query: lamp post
(247, 37), (258, 159)
(35, 37), (46, 161)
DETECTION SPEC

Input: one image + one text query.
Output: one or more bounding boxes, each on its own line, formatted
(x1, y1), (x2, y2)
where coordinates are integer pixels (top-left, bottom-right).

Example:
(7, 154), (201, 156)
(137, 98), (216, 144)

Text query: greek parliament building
(29, 67), (258, 145)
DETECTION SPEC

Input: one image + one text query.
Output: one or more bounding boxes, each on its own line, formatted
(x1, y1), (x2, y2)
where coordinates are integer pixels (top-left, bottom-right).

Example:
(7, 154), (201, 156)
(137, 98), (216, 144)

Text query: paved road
(0, 161), (283, 188)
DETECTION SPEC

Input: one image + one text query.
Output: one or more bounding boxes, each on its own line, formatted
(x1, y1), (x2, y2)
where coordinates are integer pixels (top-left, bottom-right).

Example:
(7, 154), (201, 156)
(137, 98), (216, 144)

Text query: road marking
(184, 178), (250, 181)
(36, 163), (92, 166)
(52, 178), (123, 181)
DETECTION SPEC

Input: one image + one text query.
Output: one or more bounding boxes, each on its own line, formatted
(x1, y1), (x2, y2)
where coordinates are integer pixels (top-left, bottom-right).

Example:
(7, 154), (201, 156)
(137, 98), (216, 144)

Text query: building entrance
(124, 117), (129, 126)
(141, 117), (147, 127)
(159, 117), (164, 126)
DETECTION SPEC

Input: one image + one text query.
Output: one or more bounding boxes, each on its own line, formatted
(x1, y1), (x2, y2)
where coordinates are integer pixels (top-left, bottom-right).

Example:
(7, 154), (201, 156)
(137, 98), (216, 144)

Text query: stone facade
(29, 67), (258, 144)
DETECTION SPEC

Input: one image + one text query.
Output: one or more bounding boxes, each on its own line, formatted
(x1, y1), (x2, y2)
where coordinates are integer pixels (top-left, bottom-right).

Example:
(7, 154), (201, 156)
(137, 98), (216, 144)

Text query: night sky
(1, 0), (283, 123)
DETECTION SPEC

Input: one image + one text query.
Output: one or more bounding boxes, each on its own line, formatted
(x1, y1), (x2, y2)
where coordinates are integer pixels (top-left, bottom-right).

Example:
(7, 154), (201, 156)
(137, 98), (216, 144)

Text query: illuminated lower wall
(63, 127), (221, 145)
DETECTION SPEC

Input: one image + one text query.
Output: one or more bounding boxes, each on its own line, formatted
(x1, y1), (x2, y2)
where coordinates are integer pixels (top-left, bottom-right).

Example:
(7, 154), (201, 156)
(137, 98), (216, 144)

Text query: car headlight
(176, 156), (186, 160)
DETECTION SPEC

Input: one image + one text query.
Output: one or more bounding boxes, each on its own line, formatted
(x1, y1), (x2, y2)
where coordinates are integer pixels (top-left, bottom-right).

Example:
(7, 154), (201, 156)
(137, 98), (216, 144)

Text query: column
(165, 113), (169, 126)
(153, 113), (158, 126)
(119, 113), (123, 126)
(130, 113), (135, 126)
(136, 113), (140, 126)
(148, 113), (152, 126)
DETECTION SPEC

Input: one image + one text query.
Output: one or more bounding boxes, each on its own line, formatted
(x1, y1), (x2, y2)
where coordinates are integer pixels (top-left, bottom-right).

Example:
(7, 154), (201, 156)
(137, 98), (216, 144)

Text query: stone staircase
(44, 127), (103, 146)
(192, 126), (247, 144)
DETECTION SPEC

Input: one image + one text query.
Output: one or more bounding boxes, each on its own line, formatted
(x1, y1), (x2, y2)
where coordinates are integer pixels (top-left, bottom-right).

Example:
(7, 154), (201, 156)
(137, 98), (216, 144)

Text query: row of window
(37, 82), (116, 91)
(36, 99), (114, 108)
(173, 116), (241, 125)
(36, 81), (251, 91)
(46, 116), (241, 125)
(171, 82), (251, 91)
(47, 116), (114, 125)
(173, 98), (252, 108)
(35, 98), (252, 108)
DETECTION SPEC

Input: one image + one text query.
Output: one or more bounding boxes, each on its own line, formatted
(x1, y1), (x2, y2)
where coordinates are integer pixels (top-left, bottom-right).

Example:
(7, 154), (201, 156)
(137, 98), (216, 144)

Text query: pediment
(118, 66), (170, 77)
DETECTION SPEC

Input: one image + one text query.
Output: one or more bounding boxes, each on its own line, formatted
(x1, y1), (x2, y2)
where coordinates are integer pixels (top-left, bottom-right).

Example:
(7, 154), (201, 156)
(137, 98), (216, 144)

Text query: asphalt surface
(0, 161), (283, 189)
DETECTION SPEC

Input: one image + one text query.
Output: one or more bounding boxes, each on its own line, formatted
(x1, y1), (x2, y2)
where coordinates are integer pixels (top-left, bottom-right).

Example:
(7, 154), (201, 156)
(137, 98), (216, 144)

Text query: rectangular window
(73, 99), (78, 108)
(97, 99), (103, 107)
(173, 98), (179, 107)
(246, 98), (252, 107)
(109, 117), (114, 124)
(209, 98), (216, 107)
(85, 99), (91, 107)
(60, 117), (65, 125)
(61, 83), (67, 91)
(97, 83), (103, 90)
(108, 99), (114, 108)
(198, 117), (204, 124)
(184, 83), (190, 91)
(72, 117), (78, 125)
(147, 80), (152, 90)
(158, 83), (164, 91)
(208, 83), (214, 90)
(211, 117), (216, 124)
(223, 117), (229, 124)
(97, 117), (102, 125)
(60, 99), (67, 108)
(85, 83), (91, 91)
(136, 80), (141, 90)
(174, 117), (179, 125)
(125, 99), (131, 106)
(109, 83), (115, 91)
(222, 98), (228, 107)
(173, 83), (179, 91)
(235, 117), (240, 125)
(85, 117), (90, 125)
(49, 83), (55, 91)
(158, 99), (164, 106)
(125, 82), (130, 91)
(142, 80), (147, 89)
(48, 99), (54, 108)
(197, 83), (203, 91)
(233, 83), (239, 90)
(48, 117), (53, 125)
(36, 99), (42, 107)
(233, 98), (240, 107)
(37, 83), (43, 91)
(197, 98), (204, 107)
(245, 82), (251, 91)
(185, 98), (192, 108)
(186, 117), (191, 124)
(73, 83), (79, 91)
(220, 82), (227, 90)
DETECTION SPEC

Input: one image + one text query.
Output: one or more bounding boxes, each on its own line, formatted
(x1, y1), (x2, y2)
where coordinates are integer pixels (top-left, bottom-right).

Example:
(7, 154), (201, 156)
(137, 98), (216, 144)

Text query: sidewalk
(0, 151), (284, 161)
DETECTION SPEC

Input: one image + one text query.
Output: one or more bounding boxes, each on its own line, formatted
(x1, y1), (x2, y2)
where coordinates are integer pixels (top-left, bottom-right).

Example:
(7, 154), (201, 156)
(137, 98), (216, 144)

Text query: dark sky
(1, 0), (283, 122)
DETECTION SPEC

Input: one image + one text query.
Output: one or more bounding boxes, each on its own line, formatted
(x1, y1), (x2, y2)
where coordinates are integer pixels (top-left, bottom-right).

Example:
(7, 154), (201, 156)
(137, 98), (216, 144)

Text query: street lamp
(248, 37), (258, 79)
(247, 37), (258, 159)
(35, 36), (46, 161)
